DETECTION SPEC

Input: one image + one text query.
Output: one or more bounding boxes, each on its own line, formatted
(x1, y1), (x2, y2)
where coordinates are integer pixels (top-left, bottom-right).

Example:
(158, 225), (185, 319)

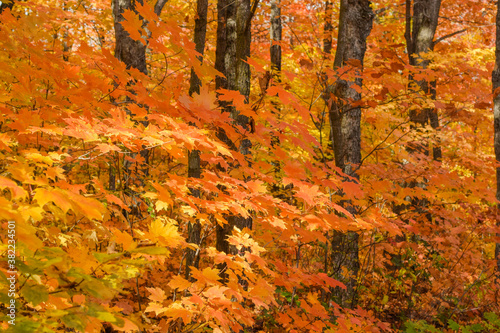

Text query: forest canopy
(0, 0), (499, 332)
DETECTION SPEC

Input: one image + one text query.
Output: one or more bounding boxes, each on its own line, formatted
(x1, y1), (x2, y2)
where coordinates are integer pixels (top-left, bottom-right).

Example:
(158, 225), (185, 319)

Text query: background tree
(215, 0), (255, 256)
(494, 0), (500, 277)
(405, 0), (441, 159)
(327, 0), (374, 309)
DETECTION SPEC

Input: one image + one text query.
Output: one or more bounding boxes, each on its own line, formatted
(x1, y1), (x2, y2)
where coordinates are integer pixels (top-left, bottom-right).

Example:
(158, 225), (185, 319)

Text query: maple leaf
(144, 302), (167, 316)
(146, 287), (166, 303)
(168, 275), (191, 291)
(148, 217), (183, 248)
(0, 176), (27, 199)
(120, 9), (145, 43)
(112, 228), (136, 251)
(190, 267), (220, 284)
(163, 303), (193, 324)
(295, 184), (321, 206)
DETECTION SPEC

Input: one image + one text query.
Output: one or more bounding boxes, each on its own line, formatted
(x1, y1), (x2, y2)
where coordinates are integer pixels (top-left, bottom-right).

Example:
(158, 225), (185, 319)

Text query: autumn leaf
(295, 184), (321, 206)
(148, 217), (183, 248)
(146, 287), (166, 303)
(121, 9), (145, 43)
(167, 275), (191, 291)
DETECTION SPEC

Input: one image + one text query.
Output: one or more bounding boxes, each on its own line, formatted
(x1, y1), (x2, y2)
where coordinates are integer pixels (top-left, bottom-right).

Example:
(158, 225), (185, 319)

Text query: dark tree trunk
(112, 0), (148, 75)
(215, 0), (254, 256)
(185, 0), (208, 280)
(327, 0), (373, 309)
(188, 0), (208, 96)
(493, 0), (500, 277)
(323, 0), (333, 55)
(269, 0), (281, 159)
(323, 0), (335, 156)
(215, 0), (228, 91)
(112, 0), (168, 73)
(270, 0), (281, 78)
(405, 0), (442, 160)
(111, 0), (167, 188)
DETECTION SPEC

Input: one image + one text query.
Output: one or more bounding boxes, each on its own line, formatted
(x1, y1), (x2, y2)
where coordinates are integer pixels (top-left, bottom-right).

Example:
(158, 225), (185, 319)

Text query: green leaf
(448, 320), (460, 330)
(469, 323), (484, 332)
(61, 314), (86, 332)
(129, 246), (170, 255)
(484, 312), (500, 327)
(93, 252), (122, 263)
(80, 279), (116, 300)
(22, 284), (49, 306)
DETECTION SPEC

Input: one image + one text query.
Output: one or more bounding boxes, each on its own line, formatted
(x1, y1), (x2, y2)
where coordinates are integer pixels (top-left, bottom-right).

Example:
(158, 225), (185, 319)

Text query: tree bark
(112, 0), (148, 75)
(269, 0), (281, 157)
(215, 0), (228, 91)
(493, 0), (500, 278)
(323, 1), (333, 55)
(185, 0), (208, 280)
(327, 0), (373, 309)
(188, 0), (208, 96)
(215, 0), (254, 256)
(405, 0), (442, 159)
(111, 0), (167, 193)
(270, 0), (281, 78)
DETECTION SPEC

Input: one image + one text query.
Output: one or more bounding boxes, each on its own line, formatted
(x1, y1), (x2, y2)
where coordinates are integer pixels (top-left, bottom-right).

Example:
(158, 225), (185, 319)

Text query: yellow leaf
(0, 176), (27, 199)
(34, 188), (73, 213)
(144, 302), (167, 316)
(113, 228), (136, 251)
(167, 275), (191, 291)
(148, 217), (183, 248)
(155, 200), (169, 212)
(191, 267), (220, 284)
(163, 303), (192, 324)
(146, 287), (166, 303)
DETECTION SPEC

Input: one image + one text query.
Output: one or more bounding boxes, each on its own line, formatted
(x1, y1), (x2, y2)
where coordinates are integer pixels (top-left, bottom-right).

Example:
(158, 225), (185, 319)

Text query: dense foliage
(0, 0), (499, 332)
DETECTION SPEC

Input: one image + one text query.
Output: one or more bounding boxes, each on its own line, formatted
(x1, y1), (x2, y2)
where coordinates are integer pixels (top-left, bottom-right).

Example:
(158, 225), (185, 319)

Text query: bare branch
(433, 29), (467, 46)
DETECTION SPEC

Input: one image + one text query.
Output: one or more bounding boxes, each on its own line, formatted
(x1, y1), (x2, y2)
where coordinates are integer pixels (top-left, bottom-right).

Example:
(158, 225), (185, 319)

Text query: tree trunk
(185, 0), (208, 280)
(270, 0), (281, 78)
(111, 0), (167, 192)
(215, 0), (228, 91)
(323, 0), (333, 55)
(327, 0), (373, 309)
(493, 0), (500, 277)
(269, 0), (281, 161)
(405, 0), (442, 159)
(112, 0), (148, 75)
(215, 0), (254, 256)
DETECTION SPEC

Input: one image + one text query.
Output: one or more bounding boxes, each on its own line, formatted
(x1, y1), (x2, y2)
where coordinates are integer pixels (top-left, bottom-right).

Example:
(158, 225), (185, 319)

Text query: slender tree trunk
(269, 0), (281, 166)
(215, 0), (254, 256)
(189, 0), (208, 96)
(405, 0), (442, 160)
(493, 0), (500, 278)
(215, 0), (228, 92)
(327, 0), (373, 309)
(323, 0), (333, 55)
(323, 0), (335, 158)
(111, 0), (167, 189)
(185, 0), (208, 280)
(270, 0), (281, 79)
(112, 0), (148, 75)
